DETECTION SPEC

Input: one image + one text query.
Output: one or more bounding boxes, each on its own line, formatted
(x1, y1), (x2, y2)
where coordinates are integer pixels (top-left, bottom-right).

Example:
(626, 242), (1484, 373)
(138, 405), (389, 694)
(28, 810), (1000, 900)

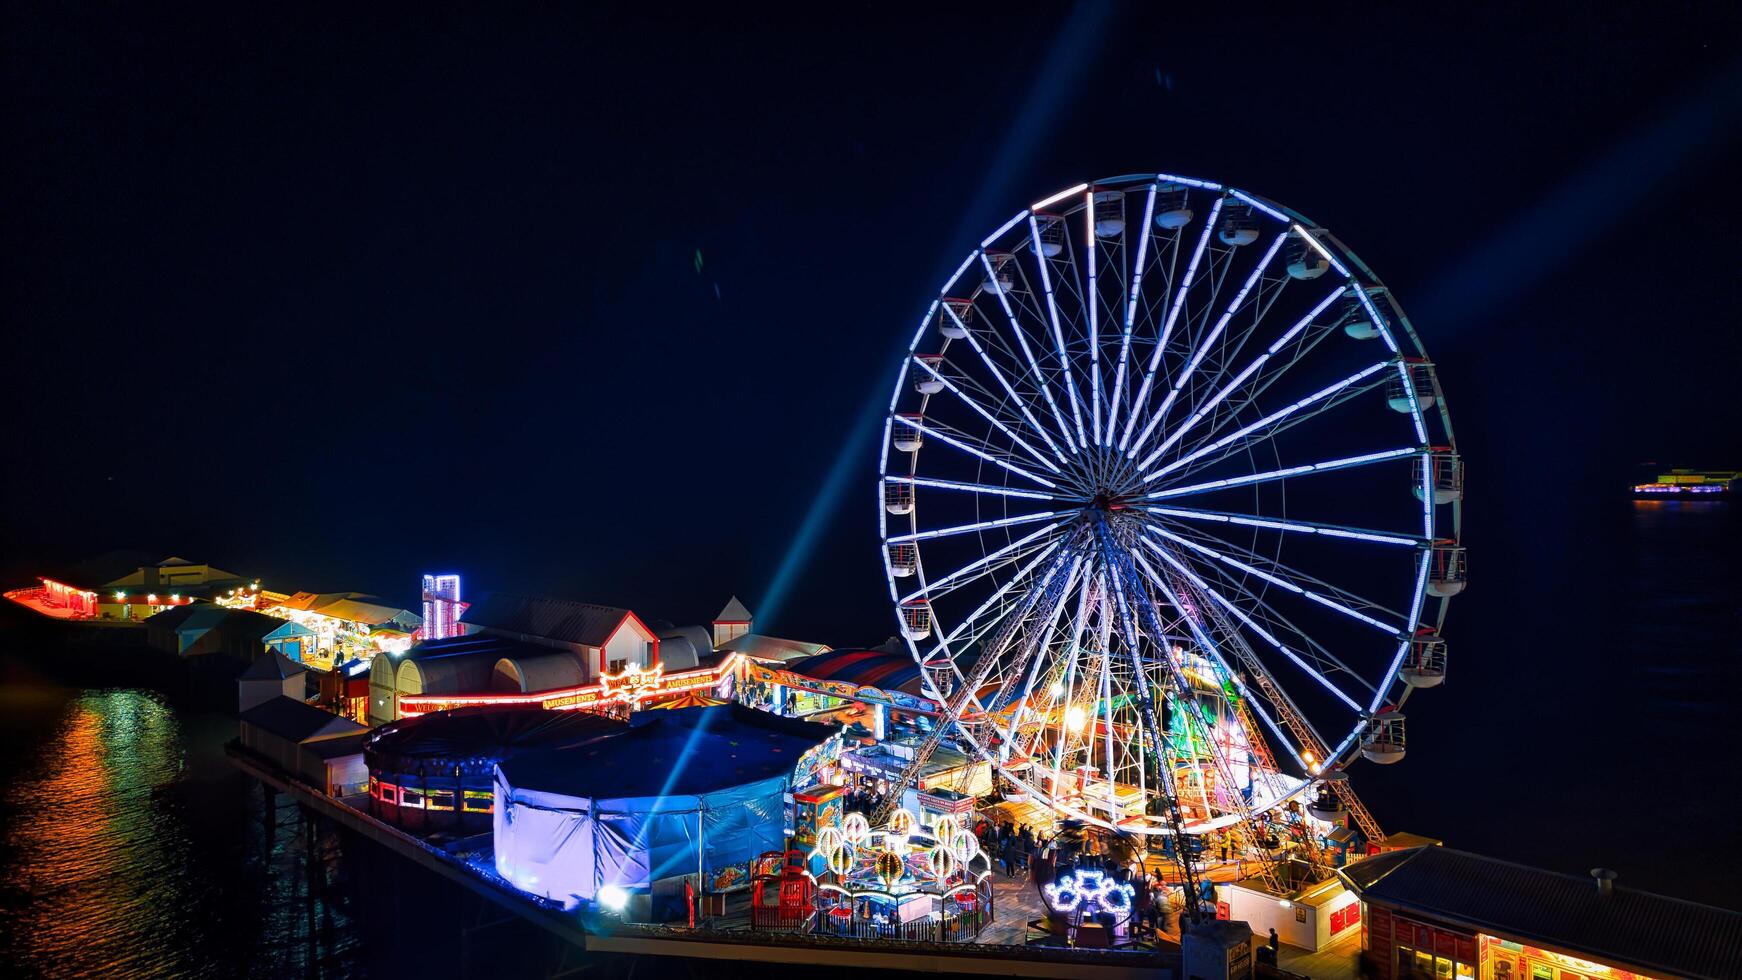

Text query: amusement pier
(8, 176), (1740, 979)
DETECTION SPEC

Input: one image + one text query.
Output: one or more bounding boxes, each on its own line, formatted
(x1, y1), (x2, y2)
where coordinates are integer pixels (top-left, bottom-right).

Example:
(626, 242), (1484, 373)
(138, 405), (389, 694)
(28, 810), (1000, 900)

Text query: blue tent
(492, 705), (835, 904)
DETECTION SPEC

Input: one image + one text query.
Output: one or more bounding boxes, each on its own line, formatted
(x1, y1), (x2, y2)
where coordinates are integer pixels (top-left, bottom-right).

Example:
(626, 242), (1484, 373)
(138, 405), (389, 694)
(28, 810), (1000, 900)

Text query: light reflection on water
(0, 686), (365, 977)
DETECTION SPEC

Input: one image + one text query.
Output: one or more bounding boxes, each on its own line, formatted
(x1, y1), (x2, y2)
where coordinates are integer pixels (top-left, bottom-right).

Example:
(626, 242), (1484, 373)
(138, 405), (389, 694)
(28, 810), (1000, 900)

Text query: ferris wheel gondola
(878, 173), (1464, 841)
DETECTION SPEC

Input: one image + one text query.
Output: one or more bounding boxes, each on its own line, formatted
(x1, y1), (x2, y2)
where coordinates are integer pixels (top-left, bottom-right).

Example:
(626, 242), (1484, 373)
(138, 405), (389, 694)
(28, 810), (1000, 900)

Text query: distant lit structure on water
(1631, 468), (1736, 498)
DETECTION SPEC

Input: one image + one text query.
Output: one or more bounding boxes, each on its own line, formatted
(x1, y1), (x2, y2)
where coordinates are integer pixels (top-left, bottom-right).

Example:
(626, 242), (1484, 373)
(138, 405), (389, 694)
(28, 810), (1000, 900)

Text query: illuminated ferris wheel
(877, 173), (1465, 839)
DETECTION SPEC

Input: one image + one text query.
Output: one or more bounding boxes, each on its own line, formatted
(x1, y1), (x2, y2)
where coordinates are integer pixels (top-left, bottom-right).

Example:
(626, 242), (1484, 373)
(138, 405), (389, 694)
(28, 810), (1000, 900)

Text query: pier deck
(228, 743), (1186, 978)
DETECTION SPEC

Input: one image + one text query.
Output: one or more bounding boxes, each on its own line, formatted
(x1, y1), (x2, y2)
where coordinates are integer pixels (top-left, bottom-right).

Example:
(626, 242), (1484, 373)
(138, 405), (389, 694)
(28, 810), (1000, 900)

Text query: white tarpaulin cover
(491, 705), (833, 903)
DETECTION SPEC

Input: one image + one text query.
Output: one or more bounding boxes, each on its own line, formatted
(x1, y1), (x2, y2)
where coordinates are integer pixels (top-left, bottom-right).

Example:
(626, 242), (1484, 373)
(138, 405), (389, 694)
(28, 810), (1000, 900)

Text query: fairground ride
(871, 173), (1465, 919)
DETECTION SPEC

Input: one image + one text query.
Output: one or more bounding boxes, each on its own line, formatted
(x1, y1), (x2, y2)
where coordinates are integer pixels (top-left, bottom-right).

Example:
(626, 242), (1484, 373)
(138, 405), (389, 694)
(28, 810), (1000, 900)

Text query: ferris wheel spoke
(1128, 545), (1346, 769)
(921, 536), (1071, 669)
(1119, 196), (1224, 452)
(1082, 192), (1104, 447)
(1048, 572), (1101, 776)
(1155, 301), (1350, 485)
(1000, 557), (1084, 730)
(977, 252), (1080, 455)
(1154, 515), (1413, 629)
(1135, 285), (1350, 472)
(1149, 360), (1397, 488)
(1142, 522), (1407, 636)
(1141, 504), (1427, 547)
(1106, 183), (1157, 445)
(1136, 537), (1370, 712)
(946, 304), (1072, 469)
(1145, 445), (1418, 500)
(909, 355), (1064, 476)
(885, 475), (1063, 502)
(1179, 541), (1378, 703)
(900, 522), (1064, 604)
(895, 415), (1061, 490)
(888, 509), (1061, 545)
(1028, 214), (1091, 449)
(1126, 231), (1289, 464)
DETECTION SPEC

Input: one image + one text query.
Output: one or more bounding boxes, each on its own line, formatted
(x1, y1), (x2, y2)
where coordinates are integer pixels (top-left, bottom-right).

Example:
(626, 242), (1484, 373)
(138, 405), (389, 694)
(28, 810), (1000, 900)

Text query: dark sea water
(0, 501), (1738, 978)
(0, 683), (369, 977)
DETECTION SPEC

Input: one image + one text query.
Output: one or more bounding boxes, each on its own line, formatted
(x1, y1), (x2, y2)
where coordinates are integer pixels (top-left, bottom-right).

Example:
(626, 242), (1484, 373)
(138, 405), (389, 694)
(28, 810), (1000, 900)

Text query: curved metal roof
(786, 649), (923, 695)
(491, 652), (587, 693)
(365, 706), (626, 777)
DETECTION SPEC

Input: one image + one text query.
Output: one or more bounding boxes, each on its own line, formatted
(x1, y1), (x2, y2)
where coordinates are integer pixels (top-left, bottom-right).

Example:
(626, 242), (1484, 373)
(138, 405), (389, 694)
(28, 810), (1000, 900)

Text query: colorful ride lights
(874, 849), (905, 889)
(827, 845), (855, 877)
(1042, 868), (1136, 919)
(842, 812), (871, 846)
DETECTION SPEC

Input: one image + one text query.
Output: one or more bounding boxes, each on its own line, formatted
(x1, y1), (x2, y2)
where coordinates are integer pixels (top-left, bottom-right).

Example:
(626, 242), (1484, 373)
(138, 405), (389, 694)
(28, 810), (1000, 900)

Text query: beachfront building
(459, 592), (660, 678)
(1340, 846), (1742, 980)
(98, 557), (254, 620)
(238, 696), (370, 797)
(367, 594), (662, 725)
(273, 591), (423, 667)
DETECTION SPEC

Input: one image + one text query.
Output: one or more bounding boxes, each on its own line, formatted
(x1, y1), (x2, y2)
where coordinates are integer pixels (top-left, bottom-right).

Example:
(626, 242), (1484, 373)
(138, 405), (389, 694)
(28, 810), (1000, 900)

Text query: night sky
(5, 5), (1740, 643)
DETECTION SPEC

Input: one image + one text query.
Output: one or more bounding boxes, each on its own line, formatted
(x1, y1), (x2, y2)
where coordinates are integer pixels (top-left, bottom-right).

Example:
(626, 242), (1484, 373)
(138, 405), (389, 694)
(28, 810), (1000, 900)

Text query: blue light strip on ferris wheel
(1292, 224), (1352, 279)
(982, 210), (1030, 248)
(886, 475), (1059, 501)
(891, 414), (1059, 490)
(1107, 183), (1158, 444)
(1139, 349), (1269, 469)
(1156, 173), (1222, 191)
(1230, 189), (1289, 222)
(1139, 535), (1365, 714)
(1085, 191), (1103, 445)
(1028, 214), (1091, 449)
(899, 300), (941, 376)
(909, 353), (1062, 474)
(941, 251), (982, 297)
(887, 509), (1060, 544)
(1127, 232), (1289, 463)
(1118, 196), (1225, 452)
(1032, 183), (1089, 211)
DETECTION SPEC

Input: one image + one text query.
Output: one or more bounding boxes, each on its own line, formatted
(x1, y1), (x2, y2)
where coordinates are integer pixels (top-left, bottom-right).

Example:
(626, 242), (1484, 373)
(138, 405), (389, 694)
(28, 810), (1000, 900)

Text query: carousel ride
(873, 173), (1465, 923)
(752, 809), (997, 941)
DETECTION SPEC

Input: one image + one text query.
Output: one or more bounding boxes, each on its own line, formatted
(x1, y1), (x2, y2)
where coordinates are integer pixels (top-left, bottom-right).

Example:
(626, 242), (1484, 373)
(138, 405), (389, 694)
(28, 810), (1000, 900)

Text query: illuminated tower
(420, 574), (465, 641)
